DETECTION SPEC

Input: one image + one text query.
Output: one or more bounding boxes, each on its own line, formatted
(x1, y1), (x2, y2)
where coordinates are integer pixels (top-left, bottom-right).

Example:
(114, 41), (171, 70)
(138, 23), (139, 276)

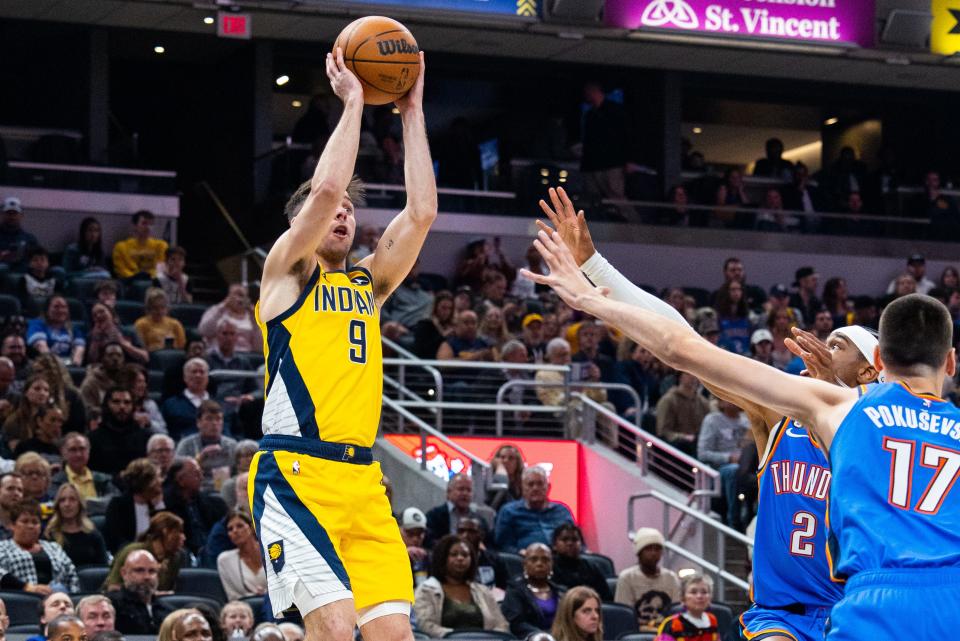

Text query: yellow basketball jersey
(255, 264), (382, 447)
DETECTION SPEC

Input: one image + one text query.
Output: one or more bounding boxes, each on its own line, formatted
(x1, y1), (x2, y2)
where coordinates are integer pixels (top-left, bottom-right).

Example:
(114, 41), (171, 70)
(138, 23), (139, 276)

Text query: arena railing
(5, 160), (178, 195)
(628, 489), (752, 599)
(576, 395), (720, 504)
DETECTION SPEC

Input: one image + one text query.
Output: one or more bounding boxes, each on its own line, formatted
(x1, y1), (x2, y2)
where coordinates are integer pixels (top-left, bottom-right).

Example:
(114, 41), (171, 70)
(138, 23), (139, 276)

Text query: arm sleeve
(580, 252), (688, 325)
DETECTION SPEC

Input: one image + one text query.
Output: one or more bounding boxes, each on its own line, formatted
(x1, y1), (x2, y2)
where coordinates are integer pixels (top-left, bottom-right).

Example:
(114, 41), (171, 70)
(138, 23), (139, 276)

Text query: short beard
(318, 244), (350, 268)
(126, 580), (157, 601)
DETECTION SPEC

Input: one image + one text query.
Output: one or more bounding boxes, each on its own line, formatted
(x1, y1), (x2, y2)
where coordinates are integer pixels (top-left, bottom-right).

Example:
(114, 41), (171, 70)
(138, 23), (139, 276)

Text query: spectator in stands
(219, 442), (256, 509)
(44, 483), (108, 567)
(399, 507), (430, 588)
(111, 211), (168, 280)
(413, 291), (454, 359)
(425, 474), (496, 547)
(162, 358), (211, 439)
(17, 247), (64, 316)
(755, 283), (803, 331)
(216, 510), (265, 601)
(202, 471), (248, 568)
(163, 457), (226, 557)
(502, 542), (566, 637)
(278, 622), (303, 641)
(77, 595), (116, 635)
(697, 399), (748, 528)
(146, 434), (176, 480)
(477, 339), (536, 430)
(821, 146), (868, 209)
(2, 374), (50, 450)
(413, 534), (509, 638)
(36, 596), (77, 639)
(572, 320), (614, 381)
(31, 354), (85, 434)
(63, 217), (111, 277)
(613, 339), (662, 419)
(767, 308), (797, 371)
(822, 277), (852, 329)
(789, 266), (821, 327)
(712, 170), (751, 228)
(917, 171), (960, 237)
(551, 523), (612, 600)
(205, 320), (256, 431)
(154, 246), (192, 304)
(106, 511), (185, 593)
(710, 257), (764, 311)
(812, 308), (834, 342)
(13, 405), (64, 461)
(456, 238), (516, 292)
(940, 266), (960, 290)
(93, 280), (119, 311)
(0, 499), (79, 592)
(0, 357), (19, 423)
(88, 387), (150, 477)
(0, 197), (38, 268)
(2, 334), (28, 382)
(552, 586), (603, 641)
(486, 444), (525, 511)
(79, 342), (126, 409)
(615, 528), (680, 632)
(251, 623), (284, 641)
(886, 254), (935, 295)
(102, 459), (165, 553)
(494, 466), (574, 553)
(477, 306), (512, 359)
(477, 270), (510, 312)
(752, 138), (793, 181)
(348, 224), (380, 265)
(512, 244), (548, 300)
(521, 313), (547, 363)
(198, 285), (261, 353)
(107, 549), (173, 634)
(0, 472), (24, 538)
(655, 372), (709, 456)
(135, 288), (185, 352)
(782, 162), (822, 220)
(51, 432), (115, 505)
(176, 401), (236, 491)
(580, 82), (628, 207)
(437, 309), (492, 364)
(220, 601), (254, 639)
(382, 259), (434, 330)
(457, 515), (507, 590)
(535, 337), (608, 433)
(713, 281), (751, 355)
(17, 452), (54, 502)
(749, 328), (774, 367)
(86, 304), (148, 365)
(119, 365), (165, 434)
(27, 296), (84, 366)
(654, 574), (718, 641)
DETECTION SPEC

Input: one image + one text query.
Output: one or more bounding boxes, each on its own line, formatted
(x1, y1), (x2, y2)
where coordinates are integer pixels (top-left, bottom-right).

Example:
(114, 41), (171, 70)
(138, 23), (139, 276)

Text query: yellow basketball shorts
(248, 435), (413, 615)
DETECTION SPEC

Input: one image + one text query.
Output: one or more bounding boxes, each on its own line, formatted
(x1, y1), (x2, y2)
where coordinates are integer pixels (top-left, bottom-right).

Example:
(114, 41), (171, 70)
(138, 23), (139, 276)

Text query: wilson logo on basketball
(376, 39), (420, 56)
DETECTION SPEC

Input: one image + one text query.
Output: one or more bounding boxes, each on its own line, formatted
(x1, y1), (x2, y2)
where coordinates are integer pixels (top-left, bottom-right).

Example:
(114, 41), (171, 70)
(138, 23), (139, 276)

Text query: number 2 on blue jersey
(349, 319), (367, 364)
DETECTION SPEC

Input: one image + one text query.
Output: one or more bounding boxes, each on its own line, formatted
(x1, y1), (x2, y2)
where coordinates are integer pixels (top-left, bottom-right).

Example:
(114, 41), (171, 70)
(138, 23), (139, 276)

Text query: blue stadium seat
(169, 303), (207, 330)
(7, 623), (42, 634)
(115, 300), (144, 325)
(65, 297), (87, 325)
(77, 565), (110, 592)
(582, 552), (616, 579)
(157, 594), (224, 614)
(175, 567), (228, 604)
(0, 591), (42, 625)
(149, 348), (185, 374)
(601, 603), (638, 640)
(241, 595), (266, 624)
(606, 577), (618, 599)
(616, 634), (655, 641)
(89, 514), (107, 533)
(499, 552), (523, 580)
(123, 279), (153, 303)
(65, 277), (107, 301)
(0, 294), (21, 318)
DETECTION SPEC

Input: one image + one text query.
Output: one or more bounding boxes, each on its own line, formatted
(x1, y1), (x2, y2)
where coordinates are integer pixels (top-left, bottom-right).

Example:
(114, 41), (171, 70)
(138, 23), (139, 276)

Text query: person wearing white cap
(399, 507), (429, 588)
(613, 527), (680, 630)
(750, 329), (774, 366)
(0, 196), (38, 268)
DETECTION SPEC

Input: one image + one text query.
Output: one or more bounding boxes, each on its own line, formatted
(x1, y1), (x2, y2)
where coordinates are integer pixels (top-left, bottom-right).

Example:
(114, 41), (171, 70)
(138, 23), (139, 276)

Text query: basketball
(333, 16), (420, 106)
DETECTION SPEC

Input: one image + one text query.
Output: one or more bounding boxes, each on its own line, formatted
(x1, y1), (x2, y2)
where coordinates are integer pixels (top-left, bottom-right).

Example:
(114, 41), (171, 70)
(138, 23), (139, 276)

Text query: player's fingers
(534, 236), (562, 271)
(538, 199), (560, 224)
(557, 186), (576, 215)
(519, 268), (550, 285)
(784, 338), (808, 357)
(548, 188), (566, 220)
(335, 47), (347, 71)
(535, 219), (555, 235)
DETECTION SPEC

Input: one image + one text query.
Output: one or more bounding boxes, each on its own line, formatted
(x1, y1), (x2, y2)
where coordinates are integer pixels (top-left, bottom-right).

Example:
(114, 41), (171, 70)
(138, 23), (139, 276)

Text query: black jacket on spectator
(162, 487), (227, 556)
(501, 577), (567, 638)
(102, 492), (148, 554)
(58, 529), (109, 567)
(88, 417), (150, 477)
(160, 394), (202, 440)
(424, 504), (495, 549)
(108, 588), (174, 635)
(552, 555), (613, 601)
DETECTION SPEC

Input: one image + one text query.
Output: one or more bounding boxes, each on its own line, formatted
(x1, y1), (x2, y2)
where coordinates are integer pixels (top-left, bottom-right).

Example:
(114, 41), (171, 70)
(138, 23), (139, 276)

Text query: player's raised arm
(359, 52), (438, 306)
(262, 49), (364, 284)
(521, 229), (857, 449)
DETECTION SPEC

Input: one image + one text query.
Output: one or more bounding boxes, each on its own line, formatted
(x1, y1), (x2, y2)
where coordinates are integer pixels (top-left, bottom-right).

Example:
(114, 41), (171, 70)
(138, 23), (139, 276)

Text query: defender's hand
(786, 327), (835, 383)
(520, 230), (607, 312)
(535, 186), (596, 266)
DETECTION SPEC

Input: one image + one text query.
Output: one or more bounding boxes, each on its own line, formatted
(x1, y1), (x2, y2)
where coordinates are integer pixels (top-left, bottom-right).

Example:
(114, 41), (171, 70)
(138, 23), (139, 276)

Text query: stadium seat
(115, 300), (144, 325)
(149, 348), (185, 374)
(616, 634), (655, 641)
(241, 595), (265, 624)
(0, 591), (42, 625)
(69, 593), (96, 606)
(606, 577), (618, 598)
(65, 297), (87, 325)
(1, 273), (22, 295)
(444, 632), (516, 640)
(67, 366), (86, 387)
(601, 603), (638, 640)
(89, 514), (107, 532)
(157, 594), (224, 613)
(582, 552), (616, 579)
(169, 303), (208, 329)
(665, 601), (733, 635)
(412, 633), (431, 641)
(77, 565), (110, 592)
(123, 279), (153, 303)
(65, 277), (107, 301)
(499, 552), (523, 579)
(7, 624), (42, 634)
(238, 351), (265, 369)
(0, 294), (21, 318)
(175, 567), (228, 604)
(148, 369), (164, 393)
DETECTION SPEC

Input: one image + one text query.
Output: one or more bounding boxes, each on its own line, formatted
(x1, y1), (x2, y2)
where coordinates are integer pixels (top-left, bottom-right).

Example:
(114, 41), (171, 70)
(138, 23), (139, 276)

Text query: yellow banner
(931, 0), (960, 54)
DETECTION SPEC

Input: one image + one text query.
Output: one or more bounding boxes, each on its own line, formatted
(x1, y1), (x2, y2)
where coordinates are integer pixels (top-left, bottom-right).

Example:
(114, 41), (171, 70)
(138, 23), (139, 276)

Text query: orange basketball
(333, 16), (420, 106)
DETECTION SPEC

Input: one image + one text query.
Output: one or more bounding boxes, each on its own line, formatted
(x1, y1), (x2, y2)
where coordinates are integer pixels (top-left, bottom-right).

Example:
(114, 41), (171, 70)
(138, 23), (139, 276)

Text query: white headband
(832, 325), (879, 366)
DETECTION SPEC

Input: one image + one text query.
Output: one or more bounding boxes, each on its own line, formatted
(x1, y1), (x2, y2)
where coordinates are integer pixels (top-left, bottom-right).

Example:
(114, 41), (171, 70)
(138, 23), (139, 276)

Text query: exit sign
(218, 12), (251, 39)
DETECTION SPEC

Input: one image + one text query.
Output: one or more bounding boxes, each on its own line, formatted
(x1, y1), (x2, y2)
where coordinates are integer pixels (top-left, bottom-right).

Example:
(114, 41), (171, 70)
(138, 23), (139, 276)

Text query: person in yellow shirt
(112, 210), (168, 278)
(134, 288), (186, 352)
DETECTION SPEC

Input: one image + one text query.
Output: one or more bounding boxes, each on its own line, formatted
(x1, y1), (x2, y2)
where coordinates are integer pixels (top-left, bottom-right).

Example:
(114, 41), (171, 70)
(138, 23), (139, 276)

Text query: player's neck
(317, 255), (347, 273)
(882, 371), (945, 398)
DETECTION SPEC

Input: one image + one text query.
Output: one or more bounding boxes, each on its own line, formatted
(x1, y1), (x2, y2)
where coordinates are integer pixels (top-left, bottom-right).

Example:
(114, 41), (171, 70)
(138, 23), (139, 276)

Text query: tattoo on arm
(385, 239), (394, 250)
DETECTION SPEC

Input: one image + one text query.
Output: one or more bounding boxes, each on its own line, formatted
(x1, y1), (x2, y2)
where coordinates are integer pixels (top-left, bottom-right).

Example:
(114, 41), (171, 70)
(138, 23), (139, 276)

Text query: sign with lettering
(931, 0), (960, 54)
(605, 0), (874, 47)
(316, 0), (537, 17)
(218, 12), (252, 39)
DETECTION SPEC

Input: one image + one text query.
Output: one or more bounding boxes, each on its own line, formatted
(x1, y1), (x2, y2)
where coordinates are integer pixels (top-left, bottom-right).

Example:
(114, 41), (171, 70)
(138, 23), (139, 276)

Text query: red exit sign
(218, 12), (252, 39)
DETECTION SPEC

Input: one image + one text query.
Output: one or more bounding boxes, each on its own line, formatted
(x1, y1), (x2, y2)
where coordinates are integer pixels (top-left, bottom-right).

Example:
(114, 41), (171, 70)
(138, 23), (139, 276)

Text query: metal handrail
(8, 160), (176, 178)
(240, 247), (268, 289)
(381, 395), (491, 489)
(394, 359), (569, 372)
(381, 340), (446, 430)
(629, 490), (752, 597)
(495, 379), (643, 435)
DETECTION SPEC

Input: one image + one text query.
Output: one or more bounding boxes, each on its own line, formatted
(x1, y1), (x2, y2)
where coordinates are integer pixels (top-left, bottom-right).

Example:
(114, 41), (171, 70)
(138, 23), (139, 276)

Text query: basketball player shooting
(522, 225), (960, 640)
(250, 48), (435, 641)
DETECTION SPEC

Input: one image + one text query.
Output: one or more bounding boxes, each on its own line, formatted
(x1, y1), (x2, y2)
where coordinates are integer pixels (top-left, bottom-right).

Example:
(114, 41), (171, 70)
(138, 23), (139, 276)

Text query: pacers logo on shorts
(342, 445), (356, 461)
(268, 541), (285, 572)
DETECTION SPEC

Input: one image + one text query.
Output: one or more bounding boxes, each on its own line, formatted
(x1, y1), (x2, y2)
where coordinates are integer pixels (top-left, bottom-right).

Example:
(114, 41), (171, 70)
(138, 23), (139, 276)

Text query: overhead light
(539, 168), (549, 177)
(153, 45), (165, 54)
(559, 170), (568, 178)
(824, 117), (839, 126)
(692, 127), (703, 134)
(291, 100), (303, 108)
(203, 16), (215, 25)
(275, 75), (290, 86)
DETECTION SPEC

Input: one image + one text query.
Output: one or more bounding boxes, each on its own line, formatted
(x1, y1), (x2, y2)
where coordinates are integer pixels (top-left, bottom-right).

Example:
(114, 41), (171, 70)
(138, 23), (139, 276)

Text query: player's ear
(945, 348), (957, 378)
(858, 362), (879, 385)
(872, 345), (885, 373)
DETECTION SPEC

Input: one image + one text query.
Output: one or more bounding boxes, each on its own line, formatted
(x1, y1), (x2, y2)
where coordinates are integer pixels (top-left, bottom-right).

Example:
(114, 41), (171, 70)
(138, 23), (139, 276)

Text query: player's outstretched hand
(326, 47), (363, 104)
(535, 187), (596, 266)
(395, 51), (425, 115)
(520, 230), (607, 311)
(785, 326), (834, 383)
